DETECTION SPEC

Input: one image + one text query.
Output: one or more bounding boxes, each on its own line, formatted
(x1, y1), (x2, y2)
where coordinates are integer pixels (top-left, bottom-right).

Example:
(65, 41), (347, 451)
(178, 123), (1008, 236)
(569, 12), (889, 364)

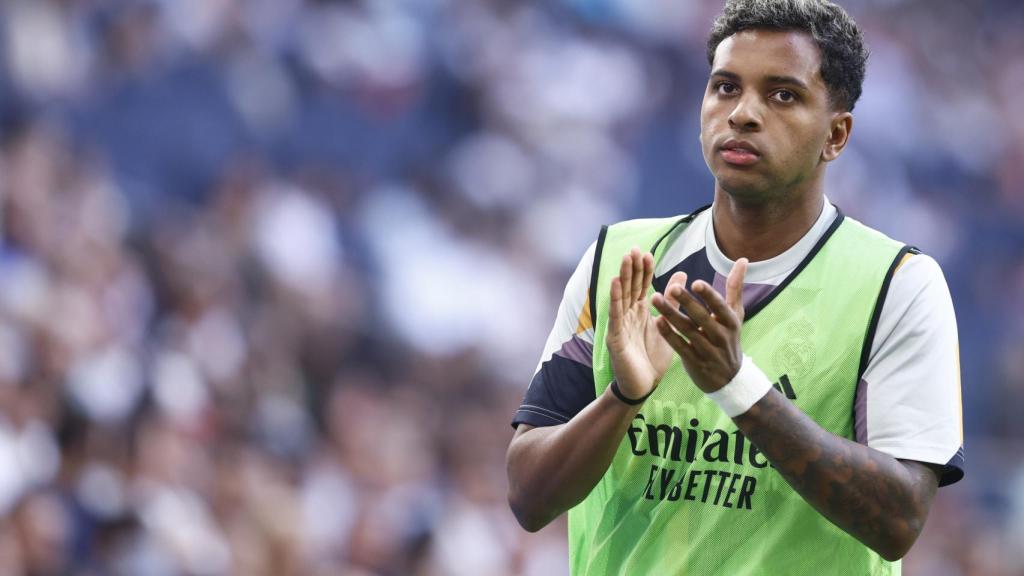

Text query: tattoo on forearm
(734, 389), (938, 558)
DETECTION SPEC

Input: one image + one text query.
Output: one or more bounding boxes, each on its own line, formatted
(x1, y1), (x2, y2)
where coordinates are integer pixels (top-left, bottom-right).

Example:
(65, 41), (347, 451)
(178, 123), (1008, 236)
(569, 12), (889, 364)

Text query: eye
(714, 81), (739, 96)
(771, 89), (797, 103)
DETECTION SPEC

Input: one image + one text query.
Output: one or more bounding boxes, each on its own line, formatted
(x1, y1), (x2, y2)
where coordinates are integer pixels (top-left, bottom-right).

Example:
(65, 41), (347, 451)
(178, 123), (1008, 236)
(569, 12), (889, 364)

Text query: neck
(711, 187), (825, 262)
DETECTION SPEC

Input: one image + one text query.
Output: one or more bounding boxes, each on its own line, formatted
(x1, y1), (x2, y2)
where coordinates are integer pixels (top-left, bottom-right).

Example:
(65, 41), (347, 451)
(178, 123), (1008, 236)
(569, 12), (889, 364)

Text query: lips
(721, 139), (760, 155)
(719, 139), (761, 166)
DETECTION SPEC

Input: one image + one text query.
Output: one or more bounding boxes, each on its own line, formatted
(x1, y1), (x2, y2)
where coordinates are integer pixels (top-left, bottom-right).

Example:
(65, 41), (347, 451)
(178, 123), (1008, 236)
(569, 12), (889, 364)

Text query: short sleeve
(858, 253), (964, 486)
(511, 241), (599, 429)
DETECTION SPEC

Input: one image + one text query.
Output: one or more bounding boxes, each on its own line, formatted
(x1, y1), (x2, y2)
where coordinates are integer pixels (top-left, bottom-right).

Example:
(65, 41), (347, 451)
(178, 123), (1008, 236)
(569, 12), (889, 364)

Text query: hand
(606, 248), (674, 401)
(651, 258), (749, 393)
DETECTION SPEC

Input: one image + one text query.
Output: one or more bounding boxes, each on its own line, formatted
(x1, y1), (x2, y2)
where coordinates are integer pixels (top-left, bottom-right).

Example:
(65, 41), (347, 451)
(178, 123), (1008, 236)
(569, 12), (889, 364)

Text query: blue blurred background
(0, 0), (1020, 574)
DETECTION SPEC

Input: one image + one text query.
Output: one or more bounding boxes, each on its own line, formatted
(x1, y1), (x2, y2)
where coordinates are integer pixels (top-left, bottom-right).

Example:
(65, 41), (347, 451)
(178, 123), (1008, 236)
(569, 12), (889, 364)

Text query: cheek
(778, 120), (825, 166)
(802, 124), (832, 164)
(698, 100), (716, 155)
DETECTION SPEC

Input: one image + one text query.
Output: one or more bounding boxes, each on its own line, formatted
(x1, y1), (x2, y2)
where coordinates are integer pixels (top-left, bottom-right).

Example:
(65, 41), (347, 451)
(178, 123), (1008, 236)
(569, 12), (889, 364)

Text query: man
(505, 1), (964, 574)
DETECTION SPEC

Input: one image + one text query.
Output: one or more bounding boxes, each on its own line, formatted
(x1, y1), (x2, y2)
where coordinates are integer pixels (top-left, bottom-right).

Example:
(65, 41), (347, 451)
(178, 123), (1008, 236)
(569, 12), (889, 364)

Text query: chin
(714, 172), (773, 201)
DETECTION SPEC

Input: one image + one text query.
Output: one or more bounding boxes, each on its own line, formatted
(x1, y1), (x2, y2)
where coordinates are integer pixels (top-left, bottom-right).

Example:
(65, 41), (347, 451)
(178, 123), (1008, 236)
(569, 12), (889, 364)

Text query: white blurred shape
(427, 499), (516, 576)
(301, 462), (357, 561)
(0, 419), (62, 515)
(856, 37), (923, 156)
(519, 185), (616, 268)
(343, 3), (424, 87)
(253, 184), (341, 295)
(608, 0), (700, 40)
(497, 36), (646, 128)
(255, 393), (310, 455)
(448, 132), (536, 210)
(67, 346), (144, 425)
(15, 421), (60, 486)
(112, 531), (179, 576)
(0, 422), (25, 515)
(140, 487), (232, 576)
(153, 351), (209, 422)
(0, 256), (50, 324)
(158, 0), (232, 51)
(523, 529), (571, 576)
(76, 463), (127, 519)
(929, 91), (1002, 175)
(2, 0), (85, 96)
(361, 185), (547, 371)
(51, 284), (105, 354)
(297, 2), (424, 88)
(227, 52), (297, 136)
(187, 308), (247, 386)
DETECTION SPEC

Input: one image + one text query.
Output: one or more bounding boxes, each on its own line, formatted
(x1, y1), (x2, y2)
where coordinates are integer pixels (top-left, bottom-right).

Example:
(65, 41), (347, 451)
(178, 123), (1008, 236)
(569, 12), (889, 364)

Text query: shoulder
(606, 215), (689, 234)
(883, 252), (953, 322)
(555, 239), (598, 329)
(835, 214), (907, 257)
(601, 208), (711, 261)
(890, 252), (947, 292)
(869, 251), (957, 364)
(833, 215), (947, 310)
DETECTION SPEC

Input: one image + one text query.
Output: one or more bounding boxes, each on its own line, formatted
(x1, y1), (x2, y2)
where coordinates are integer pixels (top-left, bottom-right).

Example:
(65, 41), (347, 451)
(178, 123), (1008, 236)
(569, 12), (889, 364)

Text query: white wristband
(706, 355), (773, 417)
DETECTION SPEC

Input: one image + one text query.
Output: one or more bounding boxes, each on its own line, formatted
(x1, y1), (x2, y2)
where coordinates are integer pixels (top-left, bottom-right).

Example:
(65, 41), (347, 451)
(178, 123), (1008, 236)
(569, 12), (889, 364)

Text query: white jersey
(513, 199), (964, 486)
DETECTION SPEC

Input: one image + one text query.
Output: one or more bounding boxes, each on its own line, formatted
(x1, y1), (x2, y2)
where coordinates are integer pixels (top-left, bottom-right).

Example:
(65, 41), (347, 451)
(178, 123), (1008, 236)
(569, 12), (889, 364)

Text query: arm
(507, 248), (673, 531)
(734, 388), (938, 560)
(507, 388), (641, 532)
(651, 261), (938, 560)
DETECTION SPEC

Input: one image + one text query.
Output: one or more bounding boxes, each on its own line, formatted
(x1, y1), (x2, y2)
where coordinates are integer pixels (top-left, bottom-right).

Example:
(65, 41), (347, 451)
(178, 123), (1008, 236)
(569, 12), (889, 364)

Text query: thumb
(726, 258), (748, 318)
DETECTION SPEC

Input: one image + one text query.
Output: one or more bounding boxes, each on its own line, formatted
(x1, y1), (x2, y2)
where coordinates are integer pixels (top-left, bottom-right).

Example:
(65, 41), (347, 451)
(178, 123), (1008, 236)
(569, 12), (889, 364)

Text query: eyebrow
(710, 69), (810, 91)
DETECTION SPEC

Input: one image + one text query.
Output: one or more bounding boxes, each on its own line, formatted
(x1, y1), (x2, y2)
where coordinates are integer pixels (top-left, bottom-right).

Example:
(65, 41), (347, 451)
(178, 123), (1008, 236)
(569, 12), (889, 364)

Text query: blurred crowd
(0, 0), (1020, 574)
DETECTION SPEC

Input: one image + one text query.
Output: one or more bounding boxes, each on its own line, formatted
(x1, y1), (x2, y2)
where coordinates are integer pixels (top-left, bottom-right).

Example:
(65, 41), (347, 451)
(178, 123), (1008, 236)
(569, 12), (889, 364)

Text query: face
(700, 29), (851, 202)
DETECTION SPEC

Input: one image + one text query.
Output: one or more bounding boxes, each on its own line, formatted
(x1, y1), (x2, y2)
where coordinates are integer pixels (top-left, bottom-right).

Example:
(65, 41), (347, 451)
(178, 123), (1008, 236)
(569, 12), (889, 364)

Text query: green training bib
(569, 208), (908, 576)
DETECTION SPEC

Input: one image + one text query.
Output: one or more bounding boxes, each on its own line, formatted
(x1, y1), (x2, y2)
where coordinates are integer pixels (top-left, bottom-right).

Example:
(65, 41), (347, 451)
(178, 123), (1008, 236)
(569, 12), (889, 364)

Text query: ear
(822, 112), (853, 162)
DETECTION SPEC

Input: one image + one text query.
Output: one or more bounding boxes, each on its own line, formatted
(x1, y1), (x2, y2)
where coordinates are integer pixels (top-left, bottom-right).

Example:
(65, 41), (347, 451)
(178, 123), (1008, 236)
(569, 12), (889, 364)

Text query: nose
(728, 93), (763, 132)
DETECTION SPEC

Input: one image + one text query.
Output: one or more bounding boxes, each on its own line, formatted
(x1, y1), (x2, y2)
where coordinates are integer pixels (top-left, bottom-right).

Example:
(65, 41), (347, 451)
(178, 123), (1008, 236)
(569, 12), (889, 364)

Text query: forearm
(507, 386), (640, 532)
(733, 388), (938, 561)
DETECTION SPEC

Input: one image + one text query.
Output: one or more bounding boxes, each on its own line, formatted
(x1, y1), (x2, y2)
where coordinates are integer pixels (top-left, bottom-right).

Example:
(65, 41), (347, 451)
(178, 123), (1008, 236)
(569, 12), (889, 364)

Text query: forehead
(711, 29), (824, 87)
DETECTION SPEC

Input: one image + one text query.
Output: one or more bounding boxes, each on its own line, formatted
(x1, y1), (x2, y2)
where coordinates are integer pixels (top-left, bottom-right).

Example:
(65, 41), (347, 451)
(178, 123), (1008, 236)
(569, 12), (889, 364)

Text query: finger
(655, 317), (702, 369)
(652, 291), (716, 355)
(630, 248), (644, 302)
(662, 271), (687, 308)
(668, 282), (728, 346)
(619, 253), (633, 315)
(608, 276), (623, 335)
(691, 280), (739, 331)
(726, 258), (749, 320)
(658, 317), (704, 378)
(640, 252), (655, 300)
(655, 315), (690, 355)
(661, 273), (710, 341)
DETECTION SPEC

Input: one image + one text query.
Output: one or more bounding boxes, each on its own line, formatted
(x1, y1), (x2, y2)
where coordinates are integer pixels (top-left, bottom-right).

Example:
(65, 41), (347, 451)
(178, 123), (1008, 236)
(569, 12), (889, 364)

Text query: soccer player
(505, 0), (963, 574)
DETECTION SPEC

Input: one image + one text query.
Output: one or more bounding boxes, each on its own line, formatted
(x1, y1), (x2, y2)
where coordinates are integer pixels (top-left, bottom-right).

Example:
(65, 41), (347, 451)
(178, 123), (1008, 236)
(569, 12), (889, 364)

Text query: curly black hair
(707, 0), (868, 112)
